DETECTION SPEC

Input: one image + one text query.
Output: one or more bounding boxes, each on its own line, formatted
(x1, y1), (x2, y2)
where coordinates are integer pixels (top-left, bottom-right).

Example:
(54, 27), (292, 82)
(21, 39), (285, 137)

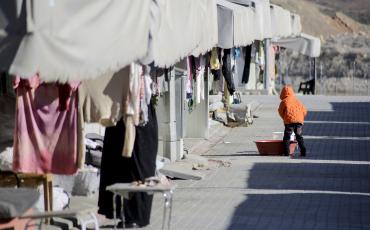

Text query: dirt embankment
(271, 0), (370, 95)
(271, 0), (370, 38)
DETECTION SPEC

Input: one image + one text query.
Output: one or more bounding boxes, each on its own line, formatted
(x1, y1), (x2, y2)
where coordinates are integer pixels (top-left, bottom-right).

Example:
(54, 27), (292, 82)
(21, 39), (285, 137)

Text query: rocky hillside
(307, 0), (370, 25)
(271, 0), (370, 95)
(271, 0), (370, 38)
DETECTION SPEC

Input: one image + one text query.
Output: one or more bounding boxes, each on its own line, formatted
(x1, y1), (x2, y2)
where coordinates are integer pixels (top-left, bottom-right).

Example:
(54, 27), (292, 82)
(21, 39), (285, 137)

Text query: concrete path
(141, 95), (370, 230)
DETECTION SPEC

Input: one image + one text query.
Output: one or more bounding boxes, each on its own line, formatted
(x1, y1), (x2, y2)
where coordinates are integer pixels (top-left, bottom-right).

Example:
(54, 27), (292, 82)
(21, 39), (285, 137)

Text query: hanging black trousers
(98, 104), (158, 227)
(221, 49), (236, 95)
(241, 45), (252, 84)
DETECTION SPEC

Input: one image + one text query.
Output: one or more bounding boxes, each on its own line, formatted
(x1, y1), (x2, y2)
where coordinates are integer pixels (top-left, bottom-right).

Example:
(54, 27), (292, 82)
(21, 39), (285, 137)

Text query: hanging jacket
(278, 85), (307, 124)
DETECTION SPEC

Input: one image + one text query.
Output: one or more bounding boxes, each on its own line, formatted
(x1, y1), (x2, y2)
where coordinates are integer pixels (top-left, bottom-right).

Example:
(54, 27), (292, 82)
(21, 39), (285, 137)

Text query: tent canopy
(216, 0), (256, 48)
(291, 13), (302, 36)
(149, 0), (218, 67)
(272, 33), (321, 58)
(0, 0), (219, 80)
(270, 4), (292, 38)
(228, 0), (272, 39)
(0, 0), (309, 81)
(0, 0), (151, 82)
(191, 0), (218, 57)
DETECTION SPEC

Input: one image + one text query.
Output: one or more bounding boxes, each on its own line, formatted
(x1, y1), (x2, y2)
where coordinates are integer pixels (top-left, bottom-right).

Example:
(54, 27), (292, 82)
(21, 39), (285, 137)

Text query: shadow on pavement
(227, 101), (370, 229)
(227, 193), (370, 230)
(302, 102), (370, 161)
(306, 102), (370, 123)
(246, 162), (370, 193)
(303, 139), (370, 161)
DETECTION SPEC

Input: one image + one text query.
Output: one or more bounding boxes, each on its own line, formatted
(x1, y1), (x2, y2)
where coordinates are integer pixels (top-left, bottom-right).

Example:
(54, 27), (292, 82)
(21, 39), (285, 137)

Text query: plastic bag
(34, 186), (70, 211)
(72, 166), (100, 196)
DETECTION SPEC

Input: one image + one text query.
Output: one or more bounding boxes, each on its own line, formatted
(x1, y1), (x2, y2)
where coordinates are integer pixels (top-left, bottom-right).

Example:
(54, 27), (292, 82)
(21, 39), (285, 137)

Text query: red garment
(278, 85), (307, 124)
(13, 75), (79, 174)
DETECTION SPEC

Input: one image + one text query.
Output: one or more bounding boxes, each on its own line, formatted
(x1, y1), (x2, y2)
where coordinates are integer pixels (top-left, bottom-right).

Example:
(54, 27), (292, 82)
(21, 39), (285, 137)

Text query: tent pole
(264, 38), (271, 94)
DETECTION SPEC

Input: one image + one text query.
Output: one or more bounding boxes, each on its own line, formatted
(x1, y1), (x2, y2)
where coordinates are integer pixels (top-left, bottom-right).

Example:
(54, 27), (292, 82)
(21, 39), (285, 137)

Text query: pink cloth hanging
(13, 75), (79, 175)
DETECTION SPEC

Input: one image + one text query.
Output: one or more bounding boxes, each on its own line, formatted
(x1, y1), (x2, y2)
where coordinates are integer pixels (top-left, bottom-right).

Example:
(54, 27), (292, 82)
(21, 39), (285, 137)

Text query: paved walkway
(142, 95), (370, 230)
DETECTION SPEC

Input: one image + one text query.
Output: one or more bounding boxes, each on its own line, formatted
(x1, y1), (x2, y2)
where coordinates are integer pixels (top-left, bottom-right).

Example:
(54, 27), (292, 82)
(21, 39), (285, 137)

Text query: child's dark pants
(283, 123), (306, 156)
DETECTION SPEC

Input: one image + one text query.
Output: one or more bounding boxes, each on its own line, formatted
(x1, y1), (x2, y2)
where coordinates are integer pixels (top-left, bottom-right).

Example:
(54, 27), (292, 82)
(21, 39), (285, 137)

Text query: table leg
(167, 190), (173, 230)
(162, 193), (167, 230)
(113, 194), (117, 230)
(42, 175), (53, 224)
(43, 180), (49, 213)
(120, 196), (125, 230)
(47, 174), (53, 211)
(162, 191), (173, 230)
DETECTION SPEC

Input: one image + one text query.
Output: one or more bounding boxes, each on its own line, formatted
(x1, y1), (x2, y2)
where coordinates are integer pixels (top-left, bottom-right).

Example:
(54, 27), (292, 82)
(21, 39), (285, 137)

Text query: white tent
(0, 0), (218, 81)
(148, 0), (218, 67)
(272, 33), (321, 58)
(0, 0), (151, 82)
(291, 13), (302, 36)
(191, 0), (218, 57)
(270, 4), (292, 38)
(216, 0), (256, 48)
(228, 0), (272, 39)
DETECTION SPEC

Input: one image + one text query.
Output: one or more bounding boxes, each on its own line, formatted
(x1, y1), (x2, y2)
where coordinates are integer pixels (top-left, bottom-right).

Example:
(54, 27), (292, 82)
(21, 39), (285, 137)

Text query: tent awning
(0, 0), (218, 78)
(0, 0), (151, 82)
(191, 0), (218, 57)
(270, 4), (292, 38)
(228, 0), (272, 39)
(291, 13), (302, 36)
(216, 0), (256, 48)
(148, 0), (217, 67)
(272, 33), (321, 57)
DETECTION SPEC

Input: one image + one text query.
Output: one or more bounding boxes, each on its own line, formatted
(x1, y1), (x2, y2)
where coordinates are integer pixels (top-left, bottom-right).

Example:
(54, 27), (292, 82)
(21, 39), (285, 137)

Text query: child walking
(278, 85), (307, 157)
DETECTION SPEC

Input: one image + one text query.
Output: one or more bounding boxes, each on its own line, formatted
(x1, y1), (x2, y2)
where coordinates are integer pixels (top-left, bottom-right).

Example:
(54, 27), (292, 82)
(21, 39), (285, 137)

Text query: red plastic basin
(254, 140), (297, 155)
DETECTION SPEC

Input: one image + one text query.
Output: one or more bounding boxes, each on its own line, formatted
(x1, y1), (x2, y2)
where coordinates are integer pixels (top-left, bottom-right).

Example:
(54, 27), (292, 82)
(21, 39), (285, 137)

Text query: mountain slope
(271, 0), (370, 38)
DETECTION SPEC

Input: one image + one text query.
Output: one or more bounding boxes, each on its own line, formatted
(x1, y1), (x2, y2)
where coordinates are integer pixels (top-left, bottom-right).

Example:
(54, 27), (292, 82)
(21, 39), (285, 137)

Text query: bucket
(254, 140), (297, 155)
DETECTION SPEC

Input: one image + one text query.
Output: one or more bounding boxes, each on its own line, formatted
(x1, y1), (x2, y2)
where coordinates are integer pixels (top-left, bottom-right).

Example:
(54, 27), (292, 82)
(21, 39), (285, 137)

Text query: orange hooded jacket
(278, 85), (307, 124)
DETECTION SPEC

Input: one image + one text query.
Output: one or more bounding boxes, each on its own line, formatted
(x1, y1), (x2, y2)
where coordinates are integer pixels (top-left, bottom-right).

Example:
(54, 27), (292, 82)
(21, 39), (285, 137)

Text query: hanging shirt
(210, 47), (220, 70)
(78, 67), (130, 127)
(186, 56), (194, 99)
(13, 75), (79, 174)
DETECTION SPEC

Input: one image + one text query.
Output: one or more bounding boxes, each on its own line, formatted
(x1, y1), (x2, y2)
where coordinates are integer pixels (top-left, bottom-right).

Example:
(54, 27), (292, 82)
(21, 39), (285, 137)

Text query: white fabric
(217, 0), (255, 49)
(272, 33), (321, 57)
(270, 4), (292, 38)
(0, 0), (151, 82)
(149, 0), (206, 67)
(291, 13), (302, 36)
(228, 0), (272, 39)
(191, 0), (218, 57)
(35, 187), (70, 211)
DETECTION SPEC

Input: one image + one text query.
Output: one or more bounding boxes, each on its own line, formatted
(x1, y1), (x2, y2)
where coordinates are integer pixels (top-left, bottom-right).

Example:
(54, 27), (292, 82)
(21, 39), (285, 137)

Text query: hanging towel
(13, 75), (79, 174)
